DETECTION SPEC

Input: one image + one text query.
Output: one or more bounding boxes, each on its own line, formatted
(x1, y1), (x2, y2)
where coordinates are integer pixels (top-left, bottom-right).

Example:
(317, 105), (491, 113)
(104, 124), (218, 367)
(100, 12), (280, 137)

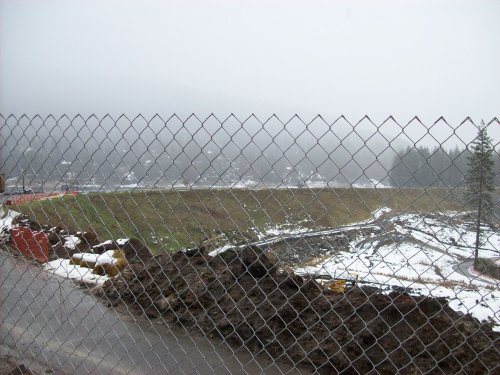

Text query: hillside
(13, 187), (462, 254)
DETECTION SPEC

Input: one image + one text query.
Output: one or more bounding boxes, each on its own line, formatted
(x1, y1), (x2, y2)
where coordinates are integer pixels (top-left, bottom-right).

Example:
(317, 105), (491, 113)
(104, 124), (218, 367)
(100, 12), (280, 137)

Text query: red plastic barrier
(10, 227), (49, 263)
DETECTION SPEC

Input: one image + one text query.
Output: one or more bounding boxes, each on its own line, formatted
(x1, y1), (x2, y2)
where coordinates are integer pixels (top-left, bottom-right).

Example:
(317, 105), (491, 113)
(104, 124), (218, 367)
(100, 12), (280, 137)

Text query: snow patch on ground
(373, 207), (392, 220)
(259, 225), (310, 238)
(71, 250), (118, 265)
(44, 259), (109, 285)
(208, 244), (234, 257)
(92, 240), (113, 248)
(63, 236), (81, 249)
(295, 209), (500, 329)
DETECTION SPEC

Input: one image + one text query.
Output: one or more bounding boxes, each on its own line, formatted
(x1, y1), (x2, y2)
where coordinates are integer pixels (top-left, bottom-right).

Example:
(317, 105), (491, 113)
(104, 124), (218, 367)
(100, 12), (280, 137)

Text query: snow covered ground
(296, 208), (500, 330)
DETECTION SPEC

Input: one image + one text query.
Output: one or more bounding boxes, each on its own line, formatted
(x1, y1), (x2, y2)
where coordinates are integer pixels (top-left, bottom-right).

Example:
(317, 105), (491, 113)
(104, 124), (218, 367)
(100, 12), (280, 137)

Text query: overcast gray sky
(0, 0), (499, 142)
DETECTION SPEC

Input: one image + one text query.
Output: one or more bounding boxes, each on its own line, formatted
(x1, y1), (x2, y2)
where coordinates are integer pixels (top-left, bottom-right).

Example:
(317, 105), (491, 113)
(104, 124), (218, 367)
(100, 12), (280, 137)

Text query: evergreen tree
(464, 122), (495, 269)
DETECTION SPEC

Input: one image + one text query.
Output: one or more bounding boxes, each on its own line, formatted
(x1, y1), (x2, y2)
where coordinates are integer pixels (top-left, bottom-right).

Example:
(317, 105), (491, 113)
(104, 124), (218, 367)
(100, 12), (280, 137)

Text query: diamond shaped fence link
(0, 114), (499, 374)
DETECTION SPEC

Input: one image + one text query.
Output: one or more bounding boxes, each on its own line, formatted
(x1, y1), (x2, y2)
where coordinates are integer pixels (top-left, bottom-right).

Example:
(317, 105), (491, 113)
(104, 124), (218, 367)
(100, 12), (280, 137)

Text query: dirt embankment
(98, 247), (499, 374)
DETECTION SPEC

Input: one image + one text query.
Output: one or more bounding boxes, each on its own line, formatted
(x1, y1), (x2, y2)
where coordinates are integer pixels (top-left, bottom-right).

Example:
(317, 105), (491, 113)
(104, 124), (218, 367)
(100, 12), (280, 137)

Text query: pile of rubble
(98, 246), (500, 374)
(2, 211), (152, 278)
(3, 208), (498, 373)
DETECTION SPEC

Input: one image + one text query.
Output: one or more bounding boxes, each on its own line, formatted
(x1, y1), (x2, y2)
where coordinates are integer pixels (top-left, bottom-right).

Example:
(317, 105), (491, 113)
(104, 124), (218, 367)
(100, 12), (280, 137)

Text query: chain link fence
(0, 114), (499, 374)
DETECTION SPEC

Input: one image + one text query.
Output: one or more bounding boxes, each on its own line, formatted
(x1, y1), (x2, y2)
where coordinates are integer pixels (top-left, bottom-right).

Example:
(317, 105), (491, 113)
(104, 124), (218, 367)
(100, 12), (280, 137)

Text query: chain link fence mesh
(0, 114), (499, 374)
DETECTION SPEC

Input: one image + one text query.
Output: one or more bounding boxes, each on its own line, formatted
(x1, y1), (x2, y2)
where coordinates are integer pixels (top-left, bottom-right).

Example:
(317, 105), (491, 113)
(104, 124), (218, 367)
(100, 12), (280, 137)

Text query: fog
(2, 114), (499, 192)
(1, 1), (499, 122)
(1, 0), (499, 188)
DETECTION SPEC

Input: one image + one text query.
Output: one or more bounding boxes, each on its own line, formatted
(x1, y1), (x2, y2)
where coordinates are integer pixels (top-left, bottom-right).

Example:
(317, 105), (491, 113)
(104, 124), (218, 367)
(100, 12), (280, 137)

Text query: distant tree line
(389, 146), (500, 188)
(1, 119), (403, 188)
(2, 117), (498, 189)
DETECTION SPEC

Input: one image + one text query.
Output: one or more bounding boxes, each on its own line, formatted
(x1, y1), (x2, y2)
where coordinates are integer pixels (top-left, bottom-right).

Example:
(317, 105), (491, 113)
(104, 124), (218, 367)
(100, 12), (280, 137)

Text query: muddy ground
(98, 246), (500, 374)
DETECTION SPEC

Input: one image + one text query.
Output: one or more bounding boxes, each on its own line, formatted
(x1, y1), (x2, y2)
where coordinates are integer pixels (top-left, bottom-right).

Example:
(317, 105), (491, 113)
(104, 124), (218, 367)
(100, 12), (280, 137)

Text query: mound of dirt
(99, 246), (499, 374)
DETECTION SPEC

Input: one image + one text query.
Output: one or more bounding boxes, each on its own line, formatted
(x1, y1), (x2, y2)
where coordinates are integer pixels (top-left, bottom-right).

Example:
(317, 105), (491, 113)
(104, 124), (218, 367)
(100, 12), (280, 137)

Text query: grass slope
(14, 188), (461, 254)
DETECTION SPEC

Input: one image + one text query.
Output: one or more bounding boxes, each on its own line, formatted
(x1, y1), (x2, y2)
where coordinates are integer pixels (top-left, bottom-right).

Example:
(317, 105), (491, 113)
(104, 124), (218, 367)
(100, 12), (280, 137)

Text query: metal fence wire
(0, 114), (499, 375)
